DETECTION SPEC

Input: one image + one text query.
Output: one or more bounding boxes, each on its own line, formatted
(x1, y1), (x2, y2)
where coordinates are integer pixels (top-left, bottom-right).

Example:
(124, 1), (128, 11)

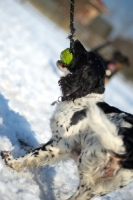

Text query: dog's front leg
(1, 140), (68, 172)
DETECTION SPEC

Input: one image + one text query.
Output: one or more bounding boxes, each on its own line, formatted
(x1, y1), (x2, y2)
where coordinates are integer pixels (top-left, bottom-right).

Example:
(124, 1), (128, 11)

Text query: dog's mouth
(56, 40), (86, 73)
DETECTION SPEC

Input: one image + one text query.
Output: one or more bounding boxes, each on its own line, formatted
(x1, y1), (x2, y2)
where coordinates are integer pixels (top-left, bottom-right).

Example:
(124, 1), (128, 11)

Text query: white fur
(2, 93), (133, 200)
(86, 103), (125, 154)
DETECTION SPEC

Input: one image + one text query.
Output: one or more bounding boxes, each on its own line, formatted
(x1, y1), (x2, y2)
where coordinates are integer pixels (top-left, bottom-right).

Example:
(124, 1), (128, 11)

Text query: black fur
(58, 40), (105, 101)
(70, 109), (87, 125)
(97, 102), (122, 114)
(98, 101), (133, 170)
(2, 40), (133, 200)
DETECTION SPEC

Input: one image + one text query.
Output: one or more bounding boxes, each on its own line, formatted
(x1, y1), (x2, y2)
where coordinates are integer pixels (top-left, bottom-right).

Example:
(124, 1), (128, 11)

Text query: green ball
(60, 48), (73, 65)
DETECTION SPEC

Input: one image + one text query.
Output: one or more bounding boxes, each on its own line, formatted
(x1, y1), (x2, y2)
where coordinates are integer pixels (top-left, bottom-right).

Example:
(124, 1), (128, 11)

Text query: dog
(1, 40), (133, 200)
(93, 43), (130, 83)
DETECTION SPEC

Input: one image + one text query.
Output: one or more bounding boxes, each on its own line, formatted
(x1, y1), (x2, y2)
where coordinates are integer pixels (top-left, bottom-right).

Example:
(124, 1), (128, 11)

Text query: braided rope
(68, 0), (76, 53)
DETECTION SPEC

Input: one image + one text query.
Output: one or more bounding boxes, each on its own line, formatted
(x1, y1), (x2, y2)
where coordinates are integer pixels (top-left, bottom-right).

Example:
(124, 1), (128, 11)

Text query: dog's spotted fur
(1, 40), (133, 200)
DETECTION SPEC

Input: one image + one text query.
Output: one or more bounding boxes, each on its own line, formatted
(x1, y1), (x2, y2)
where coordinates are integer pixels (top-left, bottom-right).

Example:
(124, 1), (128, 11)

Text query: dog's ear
(59, 64), (105, 101)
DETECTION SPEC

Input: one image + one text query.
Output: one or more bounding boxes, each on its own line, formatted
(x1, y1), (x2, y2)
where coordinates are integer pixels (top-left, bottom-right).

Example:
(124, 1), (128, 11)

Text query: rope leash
(68, 0), (76, 53)
(59, 0), (76, 66)
(51, 0), (76, 106)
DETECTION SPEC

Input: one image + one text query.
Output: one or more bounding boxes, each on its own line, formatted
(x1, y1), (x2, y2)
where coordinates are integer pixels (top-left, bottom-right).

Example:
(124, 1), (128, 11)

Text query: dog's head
(112, 51), (130, 67)
(56, 40), (105, 101)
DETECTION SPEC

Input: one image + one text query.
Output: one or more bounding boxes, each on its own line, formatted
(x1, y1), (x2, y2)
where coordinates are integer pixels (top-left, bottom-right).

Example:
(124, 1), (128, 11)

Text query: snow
(0, 0), (133, 199)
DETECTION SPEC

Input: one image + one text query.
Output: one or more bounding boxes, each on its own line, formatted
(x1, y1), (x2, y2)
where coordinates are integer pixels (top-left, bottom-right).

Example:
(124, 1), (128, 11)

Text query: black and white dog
(1, 40), (133, 200)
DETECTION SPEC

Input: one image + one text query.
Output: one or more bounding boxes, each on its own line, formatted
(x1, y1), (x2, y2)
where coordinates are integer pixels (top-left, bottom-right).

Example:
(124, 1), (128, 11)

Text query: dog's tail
(87, 103), (125, 155)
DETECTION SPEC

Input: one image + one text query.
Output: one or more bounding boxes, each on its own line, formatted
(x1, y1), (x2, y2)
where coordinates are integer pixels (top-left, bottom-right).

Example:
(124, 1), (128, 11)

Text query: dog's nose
(56, 60), (69, 74)
(56, 60), (66, 68)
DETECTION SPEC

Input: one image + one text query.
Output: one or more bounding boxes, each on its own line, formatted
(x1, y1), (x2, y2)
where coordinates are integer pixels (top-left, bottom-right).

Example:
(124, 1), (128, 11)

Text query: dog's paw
(1, 151), (26, 172)
(1, 151), (14, 168)
(1, 150), (10, 159)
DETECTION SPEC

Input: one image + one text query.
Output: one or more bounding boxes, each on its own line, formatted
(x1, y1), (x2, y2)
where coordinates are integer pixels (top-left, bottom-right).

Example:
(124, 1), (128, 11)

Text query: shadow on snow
(0, 93), (56, 200)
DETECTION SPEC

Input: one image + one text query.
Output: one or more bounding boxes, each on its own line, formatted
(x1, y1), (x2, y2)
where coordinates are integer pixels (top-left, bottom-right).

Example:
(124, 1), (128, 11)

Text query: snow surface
(0, 0), (133, 199)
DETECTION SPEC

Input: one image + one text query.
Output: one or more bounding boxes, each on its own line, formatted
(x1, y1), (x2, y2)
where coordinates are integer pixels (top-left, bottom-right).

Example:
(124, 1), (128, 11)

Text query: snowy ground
(0, 0), (133, 199)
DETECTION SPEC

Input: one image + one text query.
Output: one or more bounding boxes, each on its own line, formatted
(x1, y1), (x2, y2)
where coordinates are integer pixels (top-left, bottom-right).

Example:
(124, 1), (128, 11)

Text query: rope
(68, 0), (76, 53)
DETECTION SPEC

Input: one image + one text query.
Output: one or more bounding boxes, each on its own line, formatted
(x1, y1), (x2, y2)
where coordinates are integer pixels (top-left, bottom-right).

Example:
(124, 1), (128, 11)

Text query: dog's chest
(50, 101), (88, 137)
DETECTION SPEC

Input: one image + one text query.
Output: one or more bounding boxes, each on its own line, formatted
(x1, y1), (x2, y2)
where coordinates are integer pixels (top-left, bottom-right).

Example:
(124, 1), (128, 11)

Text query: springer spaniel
(1, 40), (133, 200)
(93, 42), (130, 83)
